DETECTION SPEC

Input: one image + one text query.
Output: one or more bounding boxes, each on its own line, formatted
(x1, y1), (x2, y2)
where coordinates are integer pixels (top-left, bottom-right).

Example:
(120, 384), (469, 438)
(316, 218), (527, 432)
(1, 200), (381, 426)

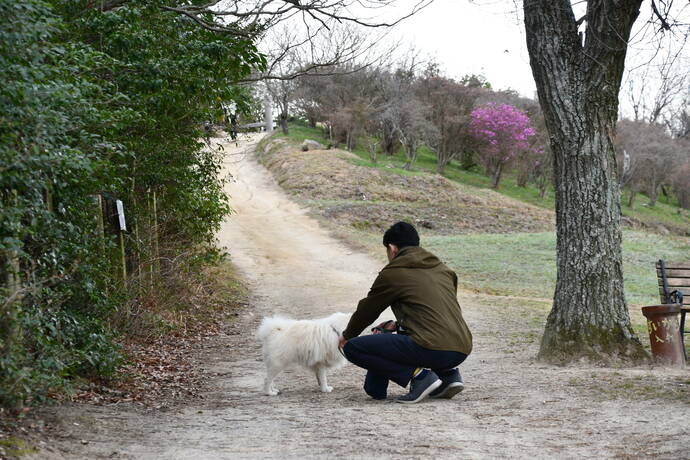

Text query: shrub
(469, 103), (539, 189)
(0, 0), (263, 410)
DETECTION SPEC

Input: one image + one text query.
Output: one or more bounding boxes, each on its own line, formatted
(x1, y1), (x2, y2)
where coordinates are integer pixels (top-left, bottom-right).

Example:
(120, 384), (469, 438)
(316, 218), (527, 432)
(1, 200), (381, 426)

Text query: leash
(331, 325), (347, 359)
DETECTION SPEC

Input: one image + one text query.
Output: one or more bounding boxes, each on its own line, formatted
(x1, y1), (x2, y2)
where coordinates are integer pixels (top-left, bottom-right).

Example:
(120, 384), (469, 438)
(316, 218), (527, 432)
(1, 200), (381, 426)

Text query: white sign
(116, 200), (127, 231)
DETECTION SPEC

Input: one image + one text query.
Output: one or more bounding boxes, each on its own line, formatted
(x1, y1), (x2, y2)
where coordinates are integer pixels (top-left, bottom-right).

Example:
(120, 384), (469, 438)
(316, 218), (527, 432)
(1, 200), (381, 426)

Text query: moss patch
(569, 373), (690, 404)
(0, 436), (38, 457)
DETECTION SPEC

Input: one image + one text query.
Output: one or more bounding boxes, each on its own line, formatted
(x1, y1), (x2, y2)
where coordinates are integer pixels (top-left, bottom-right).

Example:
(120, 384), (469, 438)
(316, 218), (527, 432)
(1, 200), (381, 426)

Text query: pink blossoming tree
(470, 103), (538, 189)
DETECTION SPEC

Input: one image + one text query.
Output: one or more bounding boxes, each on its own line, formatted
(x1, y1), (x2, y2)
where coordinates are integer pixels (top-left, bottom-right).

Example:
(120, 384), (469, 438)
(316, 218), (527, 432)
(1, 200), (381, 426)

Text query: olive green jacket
(343, 246), (473, 355)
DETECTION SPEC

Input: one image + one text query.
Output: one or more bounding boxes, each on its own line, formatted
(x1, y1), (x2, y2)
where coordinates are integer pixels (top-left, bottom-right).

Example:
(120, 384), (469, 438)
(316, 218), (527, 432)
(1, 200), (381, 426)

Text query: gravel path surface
(27, 133), (688, 459)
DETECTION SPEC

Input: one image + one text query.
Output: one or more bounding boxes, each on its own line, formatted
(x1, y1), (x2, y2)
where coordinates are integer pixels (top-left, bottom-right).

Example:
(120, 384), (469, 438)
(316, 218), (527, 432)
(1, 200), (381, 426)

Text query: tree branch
(650, 0), (673, 31)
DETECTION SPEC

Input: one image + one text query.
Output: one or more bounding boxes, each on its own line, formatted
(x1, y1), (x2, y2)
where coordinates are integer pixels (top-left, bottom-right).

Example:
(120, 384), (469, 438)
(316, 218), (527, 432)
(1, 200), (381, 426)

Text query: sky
(382, 0), (689, 118)
(262, 0), (688, 121)
(391, 0), (537, 98)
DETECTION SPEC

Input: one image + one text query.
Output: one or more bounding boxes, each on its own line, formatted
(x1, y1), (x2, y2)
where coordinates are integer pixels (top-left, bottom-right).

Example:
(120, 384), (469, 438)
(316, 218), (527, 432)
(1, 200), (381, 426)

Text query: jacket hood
(383, 246), (442, 270)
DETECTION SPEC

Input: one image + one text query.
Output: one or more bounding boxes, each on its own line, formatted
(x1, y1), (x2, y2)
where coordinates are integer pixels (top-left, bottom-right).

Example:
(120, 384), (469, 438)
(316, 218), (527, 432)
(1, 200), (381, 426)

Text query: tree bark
(491, 163), (503, 189)
(436, 149), (450, 174)
(648, 183), (658, 206)
(381, 121), (398, 156)
(627, 189), (636, 208)
(280, 114), (288, 135)
(524, 0), (647, 364)
(516, 167), (529, 187)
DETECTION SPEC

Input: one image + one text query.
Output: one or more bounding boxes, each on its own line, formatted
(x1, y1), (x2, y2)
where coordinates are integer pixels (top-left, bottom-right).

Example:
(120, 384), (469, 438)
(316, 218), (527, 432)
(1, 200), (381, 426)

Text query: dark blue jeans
(343, 334), (467, 399)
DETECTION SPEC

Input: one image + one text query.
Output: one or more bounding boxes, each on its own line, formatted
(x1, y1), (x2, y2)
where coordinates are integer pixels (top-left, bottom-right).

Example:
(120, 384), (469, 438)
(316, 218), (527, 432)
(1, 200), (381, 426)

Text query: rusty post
(641, 304), (685, 367)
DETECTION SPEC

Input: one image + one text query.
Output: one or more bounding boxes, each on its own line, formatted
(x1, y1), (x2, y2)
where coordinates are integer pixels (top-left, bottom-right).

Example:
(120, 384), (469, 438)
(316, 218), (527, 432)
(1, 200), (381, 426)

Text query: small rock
(301, 139), (324, 151)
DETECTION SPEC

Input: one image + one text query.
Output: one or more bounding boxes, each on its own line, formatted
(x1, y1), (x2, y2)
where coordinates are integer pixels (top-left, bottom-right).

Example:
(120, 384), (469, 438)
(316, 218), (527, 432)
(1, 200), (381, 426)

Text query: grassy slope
(266, 123), (690, 352)
(280, 123), (690, 234)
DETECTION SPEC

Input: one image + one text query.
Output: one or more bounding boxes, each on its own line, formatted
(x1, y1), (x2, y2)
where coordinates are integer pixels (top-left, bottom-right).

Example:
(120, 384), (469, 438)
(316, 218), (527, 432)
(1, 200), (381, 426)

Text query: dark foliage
(0, 0), (264, 410)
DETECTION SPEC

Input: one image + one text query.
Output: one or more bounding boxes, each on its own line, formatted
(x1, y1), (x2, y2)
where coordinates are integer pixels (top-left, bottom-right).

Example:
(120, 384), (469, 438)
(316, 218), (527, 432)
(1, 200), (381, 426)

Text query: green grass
(329, 226), (689, 310)
(277, 121), (690, 232)
(424, 230), (690, 307)
(275, 121), (689, 307)
(274, 123), (327, 144)
(621, 194), (689, 231)
(275, 122), (690, 359)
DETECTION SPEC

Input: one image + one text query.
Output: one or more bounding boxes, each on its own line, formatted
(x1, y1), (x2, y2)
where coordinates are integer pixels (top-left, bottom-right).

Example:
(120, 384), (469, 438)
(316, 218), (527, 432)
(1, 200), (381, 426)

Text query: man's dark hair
(382, 221), (420, 249)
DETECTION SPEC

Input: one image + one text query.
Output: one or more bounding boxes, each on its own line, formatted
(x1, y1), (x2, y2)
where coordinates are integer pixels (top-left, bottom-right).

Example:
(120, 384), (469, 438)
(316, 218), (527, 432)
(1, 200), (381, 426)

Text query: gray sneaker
(429, 368), (464, 399)
(396, 370), (442, 404)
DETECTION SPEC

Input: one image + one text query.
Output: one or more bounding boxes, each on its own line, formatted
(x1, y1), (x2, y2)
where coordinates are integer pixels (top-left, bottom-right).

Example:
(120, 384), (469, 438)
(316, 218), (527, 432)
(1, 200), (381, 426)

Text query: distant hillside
(257, 137), (554, 235)
(254, 128), (690, 309)
(261, 122), (690, 237)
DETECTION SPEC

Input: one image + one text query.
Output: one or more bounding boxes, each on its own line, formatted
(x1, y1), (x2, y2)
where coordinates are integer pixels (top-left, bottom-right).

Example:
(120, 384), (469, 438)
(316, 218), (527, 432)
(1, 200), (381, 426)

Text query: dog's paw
(264, 385), (280, 396)
(320, 385), (333, 393)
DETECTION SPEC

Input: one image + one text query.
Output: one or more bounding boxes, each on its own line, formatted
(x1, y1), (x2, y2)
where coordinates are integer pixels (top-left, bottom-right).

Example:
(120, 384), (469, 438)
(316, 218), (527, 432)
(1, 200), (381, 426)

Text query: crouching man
(339, 222), (472, 404)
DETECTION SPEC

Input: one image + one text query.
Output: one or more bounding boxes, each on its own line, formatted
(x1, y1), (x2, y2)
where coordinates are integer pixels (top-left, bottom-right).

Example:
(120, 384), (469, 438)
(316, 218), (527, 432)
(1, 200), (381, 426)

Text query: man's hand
(338, 335), (347, 349)
(371, 320), (397, 334)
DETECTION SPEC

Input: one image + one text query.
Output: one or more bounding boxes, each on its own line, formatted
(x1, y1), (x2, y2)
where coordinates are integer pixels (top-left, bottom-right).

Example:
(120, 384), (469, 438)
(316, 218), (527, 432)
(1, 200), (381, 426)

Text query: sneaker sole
(430, 382), (464, 399)
(396, 378), (442, 404)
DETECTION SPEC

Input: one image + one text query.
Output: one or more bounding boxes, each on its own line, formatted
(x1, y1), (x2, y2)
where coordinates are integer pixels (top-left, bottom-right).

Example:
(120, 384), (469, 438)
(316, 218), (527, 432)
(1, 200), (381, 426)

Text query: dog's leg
(314, 366), (333, 393)
(264, 361), (283, 396)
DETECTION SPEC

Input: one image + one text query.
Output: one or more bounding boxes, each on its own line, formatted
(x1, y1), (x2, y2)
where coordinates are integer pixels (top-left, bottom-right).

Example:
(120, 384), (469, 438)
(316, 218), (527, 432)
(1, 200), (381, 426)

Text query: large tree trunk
(524, 0), (647, 364)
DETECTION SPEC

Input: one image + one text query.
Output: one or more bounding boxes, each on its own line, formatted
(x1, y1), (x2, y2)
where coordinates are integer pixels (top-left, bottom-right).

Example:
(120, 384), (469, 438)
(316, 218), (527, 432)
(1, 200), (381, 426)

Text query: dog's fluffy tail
(256, 315), (289, 342)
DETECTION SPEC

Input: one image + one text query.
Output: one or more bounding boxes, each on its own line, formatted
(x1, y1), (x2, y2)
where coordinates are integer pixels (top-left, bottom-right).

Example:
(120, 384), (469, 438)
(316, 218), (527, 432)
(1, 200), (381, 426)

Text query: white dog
(256, 312), (350, 396)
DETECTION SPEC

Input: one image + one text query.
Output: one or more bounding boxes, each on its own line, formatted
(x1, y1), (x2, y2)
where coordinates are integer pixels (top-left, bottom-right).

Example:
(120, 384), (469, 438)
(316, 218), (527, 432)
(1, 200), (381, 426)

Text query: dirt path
(27, 134), (688, 459)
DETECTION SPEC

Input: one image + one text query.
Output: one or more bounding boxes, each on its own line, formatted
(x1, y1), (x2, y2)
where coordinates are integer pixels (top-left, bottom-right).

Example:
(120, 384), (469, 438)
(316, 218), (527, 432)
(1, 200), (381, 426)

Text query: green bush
(0, 0), (263, 410)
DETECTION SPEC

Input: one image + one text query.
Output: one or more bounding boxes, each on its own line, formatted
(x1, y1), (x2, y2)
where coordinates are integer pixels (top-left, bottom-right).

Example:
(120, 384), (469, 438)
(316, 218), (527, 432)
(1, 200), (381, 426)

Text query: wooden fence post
(152, 190), (160, 276)
(116, 199), (127, 282)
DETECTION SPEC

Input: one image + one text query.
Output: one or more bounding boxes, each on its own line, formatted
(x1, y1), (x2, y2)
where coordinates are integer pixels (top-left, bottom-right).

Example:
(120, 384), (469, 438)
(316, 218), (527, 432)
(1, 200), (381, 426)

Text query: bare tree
(625, 43), (689, 124)
(161, 0), (434, 37)
(293, 70), (332, 128)
(416, 74), (482, 174)
(259, 23), (390, 134)
(371, 54), (426, 156)
(615, 120), (646, 207)
(616, 119), (681, 207)
(382, 97), (434, 170)
(666, 89), (690, 139)
(670, 141), (690, 209)
(514, 103), (549, 189)
(375, 63), (435, 170)
(626, 121), (678, 205)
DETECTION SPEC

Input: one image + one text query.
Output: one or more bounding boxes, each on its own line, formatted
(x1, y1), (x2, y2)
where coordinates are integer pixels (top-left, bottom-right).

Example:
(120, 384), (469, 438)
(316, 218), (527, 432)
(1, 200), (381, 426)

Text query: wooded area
(271, 59), (689, 206)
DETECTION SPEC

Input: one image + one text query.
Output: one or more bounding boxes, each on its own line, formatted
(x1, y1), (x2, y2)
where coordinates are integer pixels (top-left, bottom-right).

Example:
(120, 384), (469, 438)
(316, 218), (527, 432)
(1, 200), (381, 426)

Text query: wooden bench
(656, 260), (689, 359)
